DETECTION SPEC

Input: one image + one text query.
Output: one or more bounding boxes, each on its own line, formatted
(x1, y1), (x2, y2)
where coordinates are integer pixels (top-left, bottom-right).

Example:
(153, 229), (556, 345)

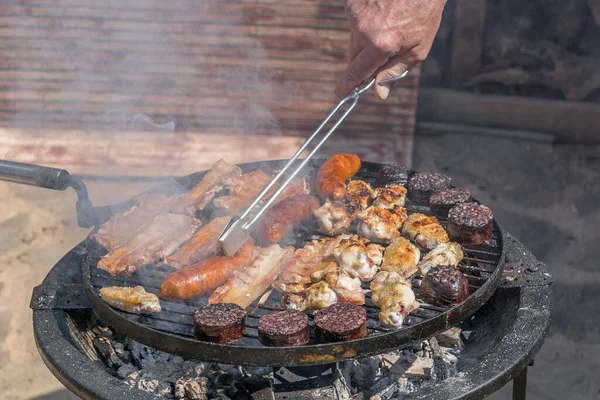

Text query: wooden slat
(0, 0), (417, 175)
(450, 0), (487, 88)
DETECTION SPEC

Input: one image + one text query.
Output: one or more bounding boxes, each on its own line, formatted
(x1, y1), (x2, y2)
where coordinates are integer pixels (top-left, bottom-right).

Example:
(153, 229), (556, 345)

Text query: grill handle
(0, 160), (72, 190)
(0, 160), (103, 228)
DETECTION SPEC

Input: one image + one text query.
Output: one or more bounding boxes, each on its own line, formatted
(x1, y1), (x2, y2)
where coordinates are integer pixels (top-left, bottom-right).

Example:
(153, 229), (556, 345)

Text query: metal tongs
(218, 70), (412, 256)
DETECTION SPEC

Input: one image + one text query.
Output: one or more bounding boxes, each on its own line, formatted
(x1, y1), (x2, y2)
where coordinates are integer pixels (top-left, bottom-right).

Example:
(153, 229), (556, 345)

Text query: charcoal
(429, 337), (443, 359)
(250, 387), (275, 400)
(368, 376), (398, 400)
(435, 327), (464, 349)
(93, 337), (116, 359)
(184, 377), (209, 400)
(402, 357), (433, 380)
(332, 366), (352, 400)
(113, 342), (125, 355)
(117, 364), (137, 379)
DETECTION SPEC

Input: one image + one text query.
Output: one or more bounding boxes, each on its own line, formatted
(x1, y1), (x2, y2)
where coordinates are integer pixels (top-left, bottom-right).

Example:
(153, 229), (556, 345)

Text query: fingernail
(379, 84), (390, 100)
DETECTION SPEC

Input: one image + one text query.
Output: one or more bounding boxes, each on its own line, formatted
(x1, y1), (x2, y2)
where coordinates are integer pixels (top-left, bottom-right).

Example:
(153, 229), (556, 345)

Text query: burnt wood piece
(258, 310), (310, 347)
(419, 266), (470, 307)
(193, 303), (247, 344)
(447, 202), (493, 245)
(314, 303), (367, 342)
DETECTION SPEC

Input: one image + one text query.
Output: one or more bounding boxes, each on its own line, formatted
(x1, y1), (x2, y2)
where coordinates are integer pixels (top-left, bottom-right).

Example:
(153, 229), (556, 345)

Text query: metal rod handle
(0, 160), (72, 190)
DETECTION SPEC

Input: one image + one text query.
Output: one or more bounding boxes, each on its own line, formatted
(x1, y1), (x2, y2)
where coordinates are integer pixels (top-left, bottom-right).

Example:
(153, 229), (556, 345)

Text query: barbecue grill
(78, 159), (506, 366)
(5, 158), (551, 399)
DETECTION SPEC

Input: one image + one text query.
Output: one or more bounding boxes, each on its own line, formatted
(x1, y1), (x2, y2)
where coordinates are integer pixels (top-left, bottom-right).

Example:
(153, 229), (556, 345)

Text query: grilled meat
(193, 303), (247, 344)
(380, 236), (421, 279)
(419, 266), (469, 307)
(258, 310), (310, 347)
(313, 199), (352, 236)
(209, 244), (295, 308)
(370, 271), (420, 329)
(315, 303), (367, 342)
(346, 180), (376, 213)
(99, 285), (161, 314)
(356, 206), (407, 244)
(165, 216), (231, 269)
(160, 239), (255, 300)
(316, 154), (361, 200)
(254, 194), (320, 245)
(272, 234), (351, 293)
(429, 188), (472, 218)
(406, 172), (451, 204)
(373, 184), (407, 211)
(97, 214), (200, 276)
(332, 235), (384, 282)
(447, 202), (494, 245)
(170, 159), (242, 214)
(376, 164), (410, 186)
(402, 213), (449, 250)
(213, 169), (273, 215)
(418, 242), (464, 275)
(92, 194), (171, 251)
(283, 281), (338, 311)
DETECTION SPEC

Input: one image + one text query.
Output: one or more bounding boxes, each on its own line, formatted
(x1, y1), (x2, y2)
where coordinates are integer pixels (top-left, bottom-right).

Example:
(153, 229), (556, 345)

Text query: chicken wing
(272, 234), (351, 293)
(402, 213), (449, 250)
(380, 237), (421, 279)
(370, 271), (420, 329)
(356, 206), (407, 244)
(313, 199), (353, 236)
(332, 235), (384, 282)
(346, 180), (377, 213)
(373, 184), (407, 211)
(418, 242), (464, 275)
(283, 281), (338, 311)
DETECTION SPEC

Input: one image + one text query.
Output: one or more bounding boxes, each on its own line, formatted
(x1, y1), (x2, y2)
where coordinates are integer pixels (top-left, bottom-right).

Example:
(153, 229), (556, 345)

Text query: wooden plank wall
(0, 0), (418, 176)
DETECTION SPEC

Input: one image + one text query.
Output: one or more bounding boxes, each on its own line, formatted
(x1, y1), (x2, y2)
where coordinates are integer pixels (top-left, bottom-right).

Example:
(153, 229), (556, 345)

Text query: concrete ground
(0, 133), (598, 399)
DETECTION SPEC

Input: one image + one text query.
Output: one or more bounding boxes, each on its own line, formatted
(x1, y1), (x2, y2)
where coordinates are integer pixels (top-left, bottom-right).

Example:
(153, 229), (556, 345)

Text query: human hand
(333, 0), (447, 102)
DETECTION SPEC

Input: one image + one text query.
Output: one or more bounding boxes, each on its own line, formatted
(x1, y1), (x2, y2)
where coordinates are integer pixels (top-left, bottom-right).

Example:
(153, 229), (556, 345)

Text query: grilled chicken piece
(209, 244), (295, 309)
(402, 213), (449, 250)
(284, 281), (338, 311)
(92, 194), (171, 251)
(97, 214), (201, 276)
(373, 184), (407, 211)
(370, 271), (420, 329)
(272, 234), (352, 293)
(165, 216), (231, 268)
(346, 180), (377, 213)
(332, 235), (384, 282)
(313, 199), (353, 236)
(381, 237), (421, 279)
(171, 159), (242, 215)
(100, 286), (161, 314)
(356, 206), (407, 244)
(418, 242), (464, 275)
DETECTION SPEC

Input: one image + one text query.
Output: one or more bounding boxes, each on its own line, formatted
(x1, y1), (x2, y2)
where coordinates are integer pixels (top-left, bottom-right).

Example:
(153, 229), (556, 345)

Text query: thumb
(333, 47), (388, 103)
(374, 56), (412, 100)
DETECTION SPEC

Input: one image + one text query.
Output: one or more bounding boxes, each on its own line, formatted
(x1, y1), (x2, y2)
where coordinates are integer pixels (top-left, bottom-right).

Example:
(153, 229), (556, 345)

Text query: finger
(374, 55), (417, 100)
(348, 31), (362, 63)
(333, 47), (389, 102)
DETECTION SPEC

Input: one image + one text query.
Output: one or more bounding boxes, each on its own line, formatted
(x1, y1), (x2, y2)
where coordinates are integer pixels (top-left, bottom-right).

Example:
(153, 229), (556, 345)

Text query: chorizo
(316, 154), (361, 200)
(160, 238), (254, 300)
(254, 194), (320, 244)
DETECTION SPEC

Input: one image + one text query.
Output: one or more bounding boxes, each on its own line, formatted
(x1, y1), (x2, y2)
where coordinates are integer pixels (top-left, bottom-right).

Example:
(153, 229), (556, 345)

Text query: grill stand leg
(512, 366), (528, 400)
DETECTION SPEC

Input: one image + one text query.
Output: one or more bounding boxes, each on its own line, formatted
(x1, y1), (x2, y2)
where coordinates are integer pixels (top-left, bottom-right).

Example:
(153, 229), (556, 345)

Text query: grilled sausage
(160, 238), (254, 300)
(419, 266), (469, 307)
(447, 202), (493, 244)
(254, 194), (319, 245)
(315, 302), (367, 342)
(258, 309), (310, 346)
(193, 303), (247, 343)
(316, 154), (361, 200)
